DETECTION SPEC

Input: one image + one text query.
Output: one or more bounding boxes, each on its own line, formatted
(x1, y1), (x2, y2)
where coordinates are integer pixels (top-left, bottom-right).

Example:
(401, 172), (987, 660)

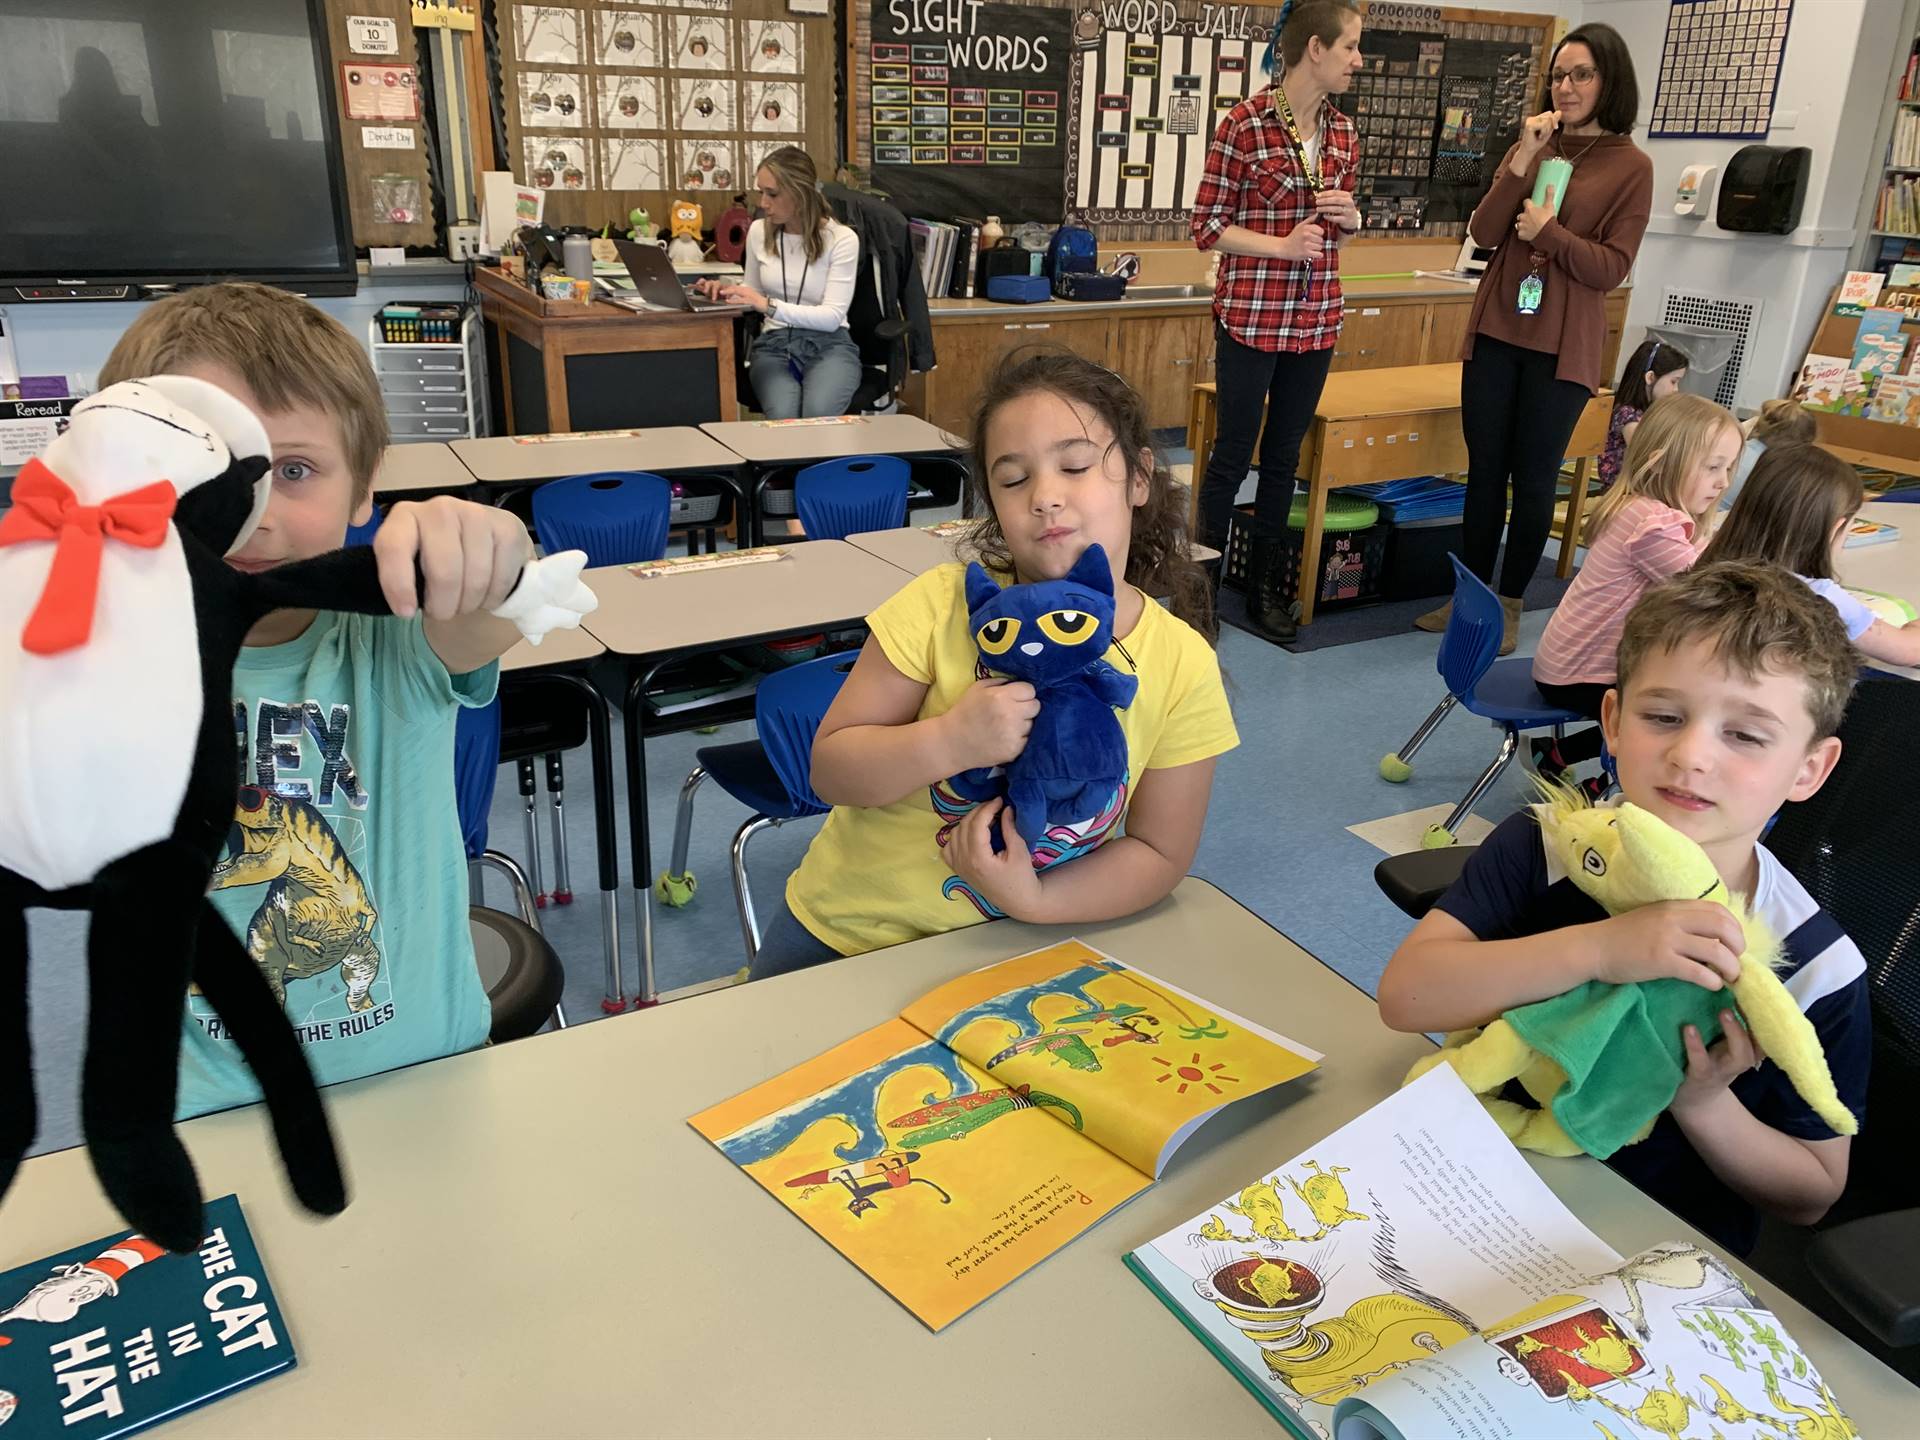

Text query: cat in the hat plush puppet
(0, 376), (597, 1251)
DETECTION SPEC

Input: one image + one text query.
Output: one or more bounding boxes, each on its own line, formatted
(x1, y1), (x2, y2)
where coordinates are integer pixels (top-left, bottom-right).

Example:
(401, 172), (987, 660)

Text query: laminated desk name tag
(629, 548), (787, 578)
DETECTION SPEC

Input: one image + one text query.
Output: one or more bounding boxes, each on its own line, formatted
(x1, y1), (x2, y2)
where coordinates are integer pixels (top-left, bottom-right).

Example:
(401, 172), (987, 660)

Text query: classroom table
(370, 440), (478, 496)
(451, 426), (748, 549)
(4, 878), (1905, 1438)
(498, 628), (627, 1011)
(846, 520), (1222, 576)
(698, 414), (969, 545)
(1837, 498), (1920, 680)
(1187, 365), (1614, 623)
(578, 540), (913, 1002)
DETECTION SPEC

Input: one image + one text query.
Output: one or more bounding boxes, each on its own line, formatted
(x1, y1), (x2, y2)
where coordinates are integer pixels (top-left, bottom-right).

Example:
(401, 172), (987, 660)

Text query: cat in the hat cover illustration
(0, 1234), (168, 1344)
(0, 376), (597, 1251)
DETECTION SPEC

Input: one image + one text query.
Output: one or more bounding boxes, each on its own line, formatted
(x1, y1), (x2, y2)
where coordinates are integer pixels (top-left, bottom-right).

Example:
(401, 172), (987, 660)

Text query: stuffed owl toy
(0, 376), (597, 1250)
(948, 544), (1138, 855)
(1404, 787), (1856, 1158)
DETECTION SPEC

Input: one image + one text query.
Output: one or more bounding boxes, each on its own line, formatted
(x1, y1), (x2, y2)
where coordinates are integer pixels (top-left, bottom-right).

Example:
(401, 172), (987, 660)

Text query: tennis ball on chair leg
(1420, 823), (1457, 850)
(1379, 753), (1413, 782)
(654, 871), (698, 907)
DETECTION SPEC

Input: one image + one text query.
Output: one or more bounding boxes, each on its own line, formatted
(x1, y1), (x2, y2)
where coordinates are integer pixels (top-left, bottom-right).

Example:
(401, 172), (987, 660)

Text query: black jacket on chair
(823, 182), (936, 383)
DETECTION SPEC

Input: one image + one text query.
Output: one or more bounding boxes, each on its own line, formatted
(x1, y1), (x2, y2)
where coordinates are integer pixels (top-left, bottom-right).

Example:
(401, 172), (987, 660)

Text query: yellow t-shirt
(786, 563), (1238, 955)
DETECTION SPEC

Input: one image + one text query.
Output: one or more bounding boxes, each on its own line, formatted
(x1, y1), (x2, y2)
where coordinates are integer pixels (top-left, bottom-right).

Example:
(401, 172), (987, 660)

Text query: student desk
(1187, 365), (1614, 623)
(474, 266), (739, 435)
(370, 441), (478, 497)
(4, 878), (1905, 1438)
(497, 629), (627, 1011)
(698, 414), (969, 546)
(1837, 499), (1920, 681)
(846, 522), (1222, 577)
(578, 540), (911, 1002)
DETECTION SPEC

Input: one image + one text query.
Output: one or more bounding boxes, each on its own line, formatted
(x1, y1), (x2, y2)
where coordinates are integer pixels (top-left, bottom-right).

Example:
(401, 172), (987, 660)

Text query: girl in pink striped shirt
(1531, 392), (1741, 785)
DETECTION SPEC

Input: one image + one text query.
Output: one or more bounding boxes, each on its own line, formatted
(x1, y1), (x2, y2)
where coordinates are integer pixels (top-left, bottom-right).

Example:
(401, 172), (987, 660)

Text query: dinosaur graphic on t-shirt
(210, 787), (382, 1012)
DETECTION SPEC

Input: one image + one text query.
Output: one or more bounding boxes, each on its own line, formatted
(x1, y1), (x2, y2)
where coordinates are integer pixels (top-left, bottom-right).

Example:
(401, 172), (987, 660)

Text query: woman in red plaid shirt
(1191, 0), (1365, 642)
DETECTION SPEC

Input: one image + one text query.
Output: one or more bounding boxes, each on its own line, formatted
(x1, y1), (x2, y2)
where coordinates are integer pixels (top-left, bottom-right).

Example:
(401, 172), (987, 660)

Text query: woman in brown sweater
(1418, 23), (1652, 652)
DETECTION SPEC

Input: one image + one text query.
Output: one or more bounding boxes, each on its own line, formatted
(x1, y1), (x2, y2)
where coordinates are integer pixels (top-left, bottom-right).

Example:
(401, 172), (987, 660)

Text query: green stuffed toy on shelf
(1403, 784), (1858, 1159)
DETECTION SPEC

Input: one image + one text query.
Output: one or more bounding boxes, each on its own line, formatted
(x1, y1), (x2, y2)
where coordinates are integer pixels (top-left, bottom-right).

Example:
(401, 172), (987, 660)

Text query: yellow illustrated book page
(690, 1017), (1153, 1331)
(900, 940), (1322, 1178)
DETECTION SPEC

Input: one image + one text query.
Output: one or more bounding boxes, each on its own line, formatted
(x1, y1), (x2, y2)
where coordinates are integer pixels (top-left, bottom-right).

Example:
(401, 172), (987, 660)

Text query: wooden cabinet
(1113, 313), (1213, 430)
(1331, 299), (1426, 372)
(1421, 299), (1474, 365)
(922, 315), (1113, 436)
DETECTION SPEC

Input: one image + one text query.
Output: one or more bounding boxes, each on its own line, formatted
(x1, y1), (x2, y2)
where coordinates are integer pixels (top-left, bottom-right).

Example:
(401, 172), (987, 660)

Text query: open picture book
(690, 939), (1321, 1330)
(1127, 1067), (1858, 1440)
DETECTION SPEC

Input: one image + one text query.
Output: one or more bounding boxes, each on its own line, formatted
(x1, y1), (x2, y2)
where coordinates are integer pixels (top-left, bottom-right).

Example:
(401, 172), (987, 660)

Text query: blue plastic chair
(655, 651), (856, 962)
(1379, 555), (1587, 847)
(793, 455), (911, 540)
(345, 504), (383, 547)
(455, 698), (567, 1039)
(531, 471), (672, 568)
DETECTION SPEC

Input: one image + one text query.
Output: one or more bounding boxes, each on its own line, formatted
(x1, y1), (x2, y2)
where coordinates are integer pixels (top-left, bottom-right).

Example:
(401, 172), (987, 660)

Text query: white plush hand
(489, 549), (598, 645)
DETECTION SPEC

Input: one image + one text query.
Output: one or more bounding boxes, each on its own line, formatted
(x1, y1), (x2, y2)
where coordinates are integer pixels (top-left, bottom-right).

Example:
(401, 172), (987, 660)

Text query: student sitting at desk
(695, 146), (861, 419)
(97, 283), (536, 1117)
(749, 352), (1238, 978)
(1381, 562), (1869, 1256)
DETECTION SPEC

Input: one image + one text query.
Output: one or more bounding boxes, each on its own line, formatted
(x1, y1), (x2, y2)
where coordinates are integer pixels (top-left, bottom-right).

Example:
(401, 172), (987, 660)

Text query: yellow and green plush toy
(1404, 787), (1857, 1158)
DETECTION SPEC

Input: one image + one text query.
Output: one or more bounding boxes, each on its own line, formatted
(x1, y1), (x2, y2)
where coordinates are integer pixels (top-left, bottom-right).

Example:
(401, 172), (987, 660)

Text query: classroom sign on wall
(869, 0), (1073, 223)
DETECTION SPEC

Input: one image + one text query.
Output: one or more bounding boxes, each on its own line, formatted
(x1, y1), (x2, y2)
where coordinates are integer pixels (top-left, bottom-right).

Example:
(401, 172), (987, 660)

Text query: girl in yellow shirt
(755, 352), (1240, 977)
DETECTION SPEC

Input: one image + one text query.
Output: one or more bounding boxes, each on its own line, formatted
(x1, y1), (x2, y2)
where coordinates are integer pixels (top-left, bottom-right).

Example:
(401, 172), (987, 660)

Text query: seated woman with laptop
(694, 146), (862, 419)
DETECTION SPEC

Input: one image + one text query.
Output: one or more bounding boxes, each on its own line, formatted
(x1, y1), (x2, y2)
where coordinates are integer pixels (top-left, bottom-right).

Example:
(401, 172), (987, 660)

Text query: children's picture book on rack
(0, 1195), (294, 1438)
(1126, 1068), (1859, 1440)
(1795, 354), (1875, 416)
(1868, 372), (1920, 426)
(1833, 269), (1885, 316)
(1850, 307), (1908, 375)
(690, 939), (1321, 1330)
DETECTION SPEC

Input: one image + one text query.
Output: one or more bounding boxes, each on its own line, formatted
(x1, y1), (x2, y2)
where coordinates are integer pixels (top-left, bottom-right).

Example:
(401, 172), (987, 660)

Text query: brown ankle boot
(1413, 600), (1451, 633)
(1499, 595), (1523, 655)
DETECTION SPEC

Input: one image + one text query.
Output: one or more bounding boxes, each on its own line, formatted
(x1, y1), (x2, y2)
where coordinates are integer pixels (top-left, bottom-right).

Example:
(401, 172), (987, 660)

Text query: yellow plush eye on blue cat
(946, 544), (1140, 855)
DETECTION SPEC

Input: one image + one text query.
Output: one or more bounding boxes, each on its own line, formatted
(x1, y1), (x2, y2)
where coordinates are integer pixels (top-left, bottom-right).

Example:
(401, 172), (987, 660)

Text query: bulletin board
(850, 0), (1558, 242)
(324, 0), (441, 249)
(1648, 0), (1792, 140)
(492, 0), (838, 230)
(866, 0), (1075, 223)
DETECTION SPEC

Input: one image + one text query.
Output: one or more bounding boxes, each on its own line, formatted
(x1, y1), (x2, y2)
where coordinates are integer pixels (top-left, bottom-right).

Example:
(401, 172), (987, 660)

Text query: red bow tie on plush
(0, 456), (177, 655)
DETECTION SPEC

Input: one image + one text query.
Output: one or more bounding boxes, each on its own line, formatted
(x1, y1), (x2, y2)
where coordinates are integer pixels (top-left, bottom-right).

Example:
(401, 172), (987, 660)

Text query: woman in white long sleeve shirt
(699, 146), (862, 418)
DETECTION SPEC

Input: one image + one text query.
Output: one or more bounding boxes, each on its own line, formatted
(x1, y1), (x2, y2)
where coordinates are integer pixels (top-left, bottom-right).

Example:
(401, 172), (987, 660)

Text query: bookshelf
(1862, 0), (1920, 272)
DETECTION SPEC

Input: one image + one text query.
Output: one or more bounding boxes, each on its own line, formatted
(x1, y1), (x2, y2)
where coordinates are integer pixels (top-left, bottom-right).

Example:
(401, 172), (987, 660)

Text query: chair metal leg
(1397, 694), (1458, 765)
(479, 849), (567, 1032)
(545, 752), (573, 905)
(517, 757), (546, 908)
(655, 765), (706, 907)
(1380, 693), (1457, 783)
(479, 850), (542, 929)
(729, 815), (780, 962)
(467, 858), (483, 908)
(1437, 726), (1522, 837)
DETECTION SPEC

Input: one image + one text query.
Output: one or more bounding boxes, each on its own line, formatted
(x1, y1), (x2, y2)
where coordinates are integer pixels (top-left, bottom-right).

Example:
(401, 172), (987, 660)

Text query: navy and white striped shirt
(1435, 808), (1871, 1255)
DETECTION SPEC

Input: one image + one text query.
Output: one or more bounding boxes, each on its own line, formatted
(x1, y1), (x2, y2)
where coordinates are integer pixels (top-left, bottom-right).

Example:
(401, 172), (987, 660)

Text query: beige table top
(500, 624), (605, 672)
(2, 878), (1903, 1438)
(370, 441), (477, 495)
(578, 538), (909, 656)
(1838, 498), (1919, 680)
(847, 522), (1221, 576)
(699, 412), (964, 464)
(924, 275), (1486, 319)
(450, 428), (743, 484)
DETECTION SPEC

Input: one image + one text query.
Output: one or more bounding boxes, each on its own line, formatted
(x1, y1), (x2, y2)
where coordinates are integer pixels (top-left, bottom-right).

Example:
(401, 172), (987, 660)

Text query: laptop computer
(609, 238), (741, 313)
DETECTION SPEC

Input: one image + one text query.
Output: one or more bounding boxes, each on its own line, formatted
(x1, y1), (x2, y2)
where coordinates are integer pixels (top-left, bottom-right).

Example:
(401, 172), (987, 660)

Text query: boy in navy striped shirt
(1380, 561), (1869, 1254)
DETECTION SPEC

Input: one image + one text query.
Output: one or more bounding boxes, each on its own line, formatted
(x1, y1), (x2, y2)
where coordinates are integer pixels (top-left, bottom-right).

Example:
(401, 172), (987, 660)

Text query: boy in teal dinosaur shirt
(99, 283), (535, 1117)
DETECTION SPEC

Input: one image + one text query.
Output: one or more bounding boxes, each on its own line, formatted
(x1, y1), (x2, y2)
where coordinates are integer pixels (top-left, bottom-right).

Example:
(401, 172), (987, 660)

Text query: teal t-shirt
(177, 612), (498, 1118)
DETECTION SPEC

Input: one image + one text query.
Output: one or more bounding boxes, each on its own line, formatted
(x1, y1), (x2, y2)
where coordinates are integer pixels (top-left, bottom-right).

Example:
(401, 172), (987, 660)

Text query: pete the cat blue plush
(950, 543), (1139, 854)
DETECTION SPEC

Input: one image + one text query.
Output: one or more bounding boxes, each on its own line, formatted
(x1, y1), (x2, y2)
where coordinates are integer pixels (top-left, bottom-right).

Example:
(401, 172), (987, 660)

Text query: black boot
(1244, 526), (1298, 643)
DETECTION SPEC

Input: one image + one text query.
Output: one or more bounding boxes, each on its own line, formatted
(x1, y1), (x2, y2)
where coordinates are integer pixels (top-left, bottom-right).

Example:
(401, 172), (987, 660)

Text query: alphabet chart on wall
(1649, 0), (1793, 140)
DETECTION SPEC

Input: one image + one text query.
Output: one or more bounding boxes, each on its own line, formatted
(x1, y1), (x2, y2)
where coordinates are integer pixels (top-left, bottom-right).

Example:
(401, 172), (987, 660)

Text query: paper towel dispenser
(1715, 145), (1811, 234)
